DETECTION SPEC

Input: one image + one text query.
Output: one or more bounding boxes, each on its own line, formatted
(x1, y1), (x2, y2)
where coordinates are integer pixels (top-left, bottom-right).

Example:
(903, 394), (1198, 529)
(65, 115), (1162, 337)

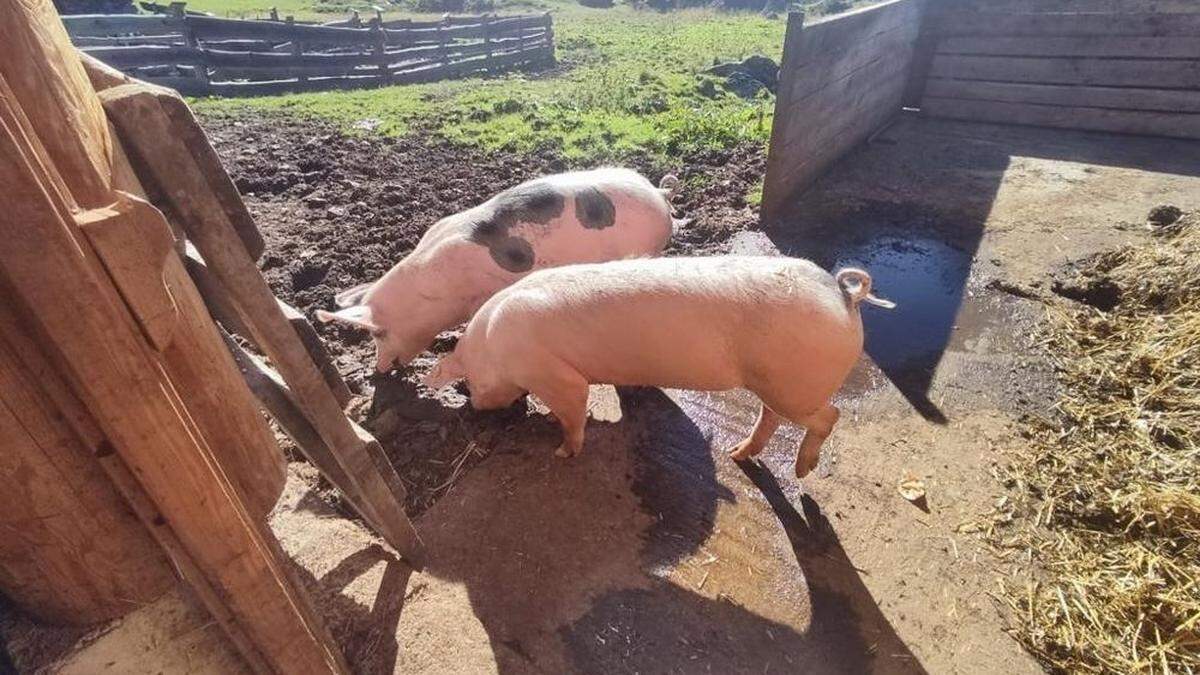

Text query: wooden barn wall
(918, 0), (1200, 139)
(761, 0), (925, 222)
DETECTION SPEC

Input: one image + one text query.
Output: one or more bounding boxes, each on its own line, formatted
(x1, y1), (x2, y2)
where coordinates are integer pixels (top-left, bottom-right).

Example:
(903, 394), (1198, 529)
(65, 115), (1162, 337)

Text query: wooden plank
(929, 54), (1200, 89)
(0, 69), (346, 675)
(763, 2), (922, 220)
(781, 0), (922, 103)
(933, 11), (1200, 37)
(778, 46), (914, 155)
(154, 93), (264, 260)
(62, 13), (184, 37)
(73, 34), (184, 46)
(0, 316), (175, 625)
(279, 300), (353, 408)
(103, 84), (425, 568)
(924, 78), (1200, 114)
(937, 36), (1200, 59)
(922, 96), (1200, 139)
(84, 44), (204, 67)
(76, 198), (179, 351)
(957, 0), (1200, 12)
(186, 15), (370, 44)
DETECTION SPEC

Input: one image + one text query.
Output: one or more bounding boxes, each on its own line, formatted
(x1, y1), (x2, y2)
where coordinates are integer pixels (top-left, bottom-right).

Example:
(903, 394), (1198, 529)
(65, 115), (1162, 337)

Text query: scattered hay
(988, 216), (1200, 673)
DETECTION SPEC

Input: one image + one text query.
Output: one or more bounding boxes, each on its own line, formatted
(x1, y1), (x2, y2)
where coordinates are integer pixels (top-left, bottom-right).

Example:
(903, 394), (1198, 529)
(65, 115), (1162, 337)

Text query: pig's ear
(423, 354), (464, 390)
(315, 305), (380, 332)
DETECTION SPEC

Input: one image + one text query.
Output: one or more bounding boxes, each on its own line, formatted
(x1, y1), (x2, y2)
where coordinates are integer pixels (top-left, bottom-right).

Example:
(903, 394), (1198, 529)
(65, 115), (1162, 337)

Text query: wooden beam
(921, 97), (1200, 139)
(0, 74), (347, 674)
(928, 54), (1200, 89)
(102, 84), (425, 568)
(933, 11), (1200, 37)
(924, 79), (1200, 114)
(936, 35), (1200, 59)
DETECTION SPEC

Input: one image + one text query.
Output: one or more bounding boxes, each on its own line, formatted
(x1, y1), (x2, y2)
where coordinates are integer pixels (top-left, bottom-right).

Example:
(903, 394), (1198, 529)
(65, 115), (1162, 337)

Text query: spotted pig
(318, 168), (677, 371)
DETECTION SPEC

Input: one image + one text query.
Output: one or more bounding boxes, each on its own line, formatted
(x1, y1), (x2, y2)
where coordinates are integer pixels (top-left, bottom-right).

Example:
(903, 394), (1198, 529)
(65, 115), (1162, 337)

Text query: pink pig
(318, 168), (677, 371)
(424, 256), (895, 477)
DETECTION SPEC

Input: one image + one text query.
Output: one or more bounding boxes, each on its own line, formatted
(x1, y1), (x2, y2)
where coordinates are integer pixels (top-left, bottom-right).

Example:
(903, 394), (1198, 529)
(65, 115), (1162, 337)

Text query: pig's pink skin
(428, 256), (871, 475)
(345, 168), (672, 371)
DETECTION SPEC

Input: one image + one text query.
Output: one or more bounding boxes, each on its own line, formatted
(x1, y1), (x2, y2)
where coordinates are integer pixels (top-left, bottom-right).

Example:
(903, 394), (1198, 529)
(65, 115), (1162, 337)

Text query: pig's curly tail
(658, 174), (681, 197)
(836, 268), (896, 309)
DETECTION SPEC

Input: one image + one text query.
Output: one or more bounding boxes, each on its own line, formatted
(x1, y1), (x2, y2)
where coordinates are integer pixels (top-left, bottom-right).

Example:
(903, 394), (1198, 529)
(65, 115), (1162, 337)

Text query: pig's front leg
(729, 402), (782, 461)
(524, 364), (590, 458)
(794, 404), (840, 478)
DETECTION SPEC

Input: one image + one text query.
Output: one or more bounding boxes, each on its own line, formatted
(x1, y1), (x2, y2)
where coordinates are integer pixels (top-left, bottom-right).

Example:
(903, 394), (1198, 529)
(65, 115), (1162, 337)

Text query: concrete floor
(28, 116), (1200, 674)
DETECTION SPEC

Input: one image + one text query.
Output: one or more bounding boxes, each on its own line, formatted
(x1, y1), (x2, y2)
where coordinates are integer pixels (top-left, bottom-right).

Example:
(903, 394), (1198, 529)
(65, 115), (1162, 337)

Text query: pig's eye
(371, 328), (388, 339)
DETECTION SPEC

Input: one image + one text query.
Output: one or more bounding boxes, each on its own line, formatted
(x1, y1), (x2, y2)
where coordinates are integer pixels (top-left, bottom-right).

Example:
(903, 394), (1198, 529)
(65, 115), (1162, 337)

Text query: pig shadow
(410, 387), (922, 673)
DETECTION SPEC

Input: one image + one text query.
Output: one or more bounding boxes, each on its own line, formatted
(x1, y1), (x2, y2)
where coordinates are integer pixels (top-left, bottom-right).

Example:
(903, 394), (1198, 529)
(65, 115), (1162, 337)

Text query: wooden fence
(915, 0), (1200, 140)
(63, 8), (555, 96)
(760, 0), (926, 221)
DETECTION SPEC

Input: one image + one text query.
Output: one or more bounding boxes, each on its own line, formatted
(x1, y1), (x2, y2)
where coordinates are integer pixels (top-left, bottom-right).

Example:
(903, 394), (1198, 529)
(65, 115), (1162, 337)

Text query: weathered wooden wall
(917, 0), (1200, 139)
(761, 0), (925, 222)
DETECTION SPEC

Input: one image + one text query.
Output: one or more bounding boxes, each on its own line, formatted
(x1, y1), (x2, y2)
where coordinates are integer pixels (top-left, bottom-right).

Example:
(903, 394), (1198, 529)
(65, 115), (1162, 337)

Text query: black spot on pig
(573, 187), (615, 230)
(488, 236), (536, 272)
(466, 182), (564, 272)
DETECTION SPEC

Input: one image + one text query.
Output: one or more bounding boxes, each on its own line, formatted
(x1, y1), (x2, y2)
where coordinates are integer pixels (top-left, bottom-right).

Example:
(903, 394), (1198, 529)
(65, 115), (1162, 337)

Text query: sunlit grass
(190, 4), (784, 162)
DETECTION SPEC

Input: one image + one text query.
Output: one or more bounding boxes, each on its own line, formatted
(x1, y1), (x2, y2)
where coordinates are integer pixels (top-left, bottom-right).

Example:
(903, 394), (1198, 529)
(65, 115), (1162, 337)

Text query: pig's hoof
(795, 453), (819, 478)
(728, 444), (754, 462)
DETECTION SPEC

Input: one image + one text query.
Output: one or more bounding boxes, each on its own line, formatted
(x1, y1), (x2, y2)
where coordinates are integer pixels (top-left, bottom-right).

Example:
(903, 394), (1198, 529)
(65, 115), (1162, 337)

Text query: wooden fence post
(372, 18), (389, 86)
(482, 14), (492, 72)
(437, 15), (448, 67)
(172, 2), (209, 93)
(269, 6), (279, 21)
(286, 16), (306, 86)
(542, 12), (555, 66)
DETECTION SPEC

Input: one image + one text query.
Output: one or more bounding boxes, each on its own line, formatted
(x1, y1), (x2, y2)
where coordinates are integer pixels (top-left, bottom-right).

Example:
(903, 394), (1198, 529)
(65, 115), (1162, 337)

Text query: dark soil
(199, 110), (764, 515)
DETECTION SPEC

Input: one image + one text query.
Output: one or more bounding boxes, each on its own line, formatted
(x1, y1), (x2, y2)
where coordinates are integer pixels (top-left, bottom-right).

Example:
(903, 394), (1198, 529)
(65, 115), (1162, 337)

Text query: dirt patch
(199, 110), (764, 514)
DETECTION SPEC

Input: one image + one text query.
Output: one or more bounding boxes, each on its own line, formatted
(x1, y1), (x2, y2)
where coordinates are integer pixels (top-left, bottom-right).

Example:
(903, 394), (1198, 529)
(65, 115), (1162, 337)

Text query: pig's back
(479, 256), (862, 391)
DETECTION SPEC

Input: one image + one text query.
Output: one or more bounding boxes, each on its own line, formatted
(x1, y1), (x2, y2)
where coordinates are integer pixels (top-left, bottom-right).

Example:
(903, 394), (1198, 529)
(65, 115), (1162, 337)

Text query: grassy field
(190, 2), (787, 164)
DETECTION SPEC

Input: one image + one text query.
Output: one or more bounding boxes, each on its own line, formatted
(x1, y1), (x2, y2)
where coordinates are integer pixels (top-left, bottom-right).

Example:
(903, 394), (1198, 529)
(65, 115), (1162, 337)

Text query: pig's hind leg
(793, 404), (840, 478)
(523, 364), (591, 458)
(728, 403), (783, 461)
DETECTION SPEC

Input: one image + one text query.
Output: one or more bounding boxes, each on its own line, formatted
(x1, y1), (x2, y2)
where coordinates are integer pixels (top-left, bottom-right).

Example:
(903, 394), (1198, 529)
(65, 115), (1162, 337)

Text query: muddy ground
(201, 109), (766, 514)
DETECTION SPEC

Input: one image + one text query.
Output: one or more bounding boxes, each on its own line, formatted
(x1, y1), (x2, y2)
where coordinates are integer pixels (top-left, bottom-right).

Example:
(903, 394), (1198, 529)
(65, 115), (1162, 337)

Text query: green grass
(190, 2), (785, 164)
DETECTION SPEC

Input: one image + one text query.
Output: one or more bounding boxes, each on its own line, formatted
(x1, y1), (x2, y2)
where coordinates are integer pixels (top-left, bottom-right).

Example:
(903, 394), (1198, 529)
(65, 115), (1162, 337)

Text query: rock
(1147, 204), (1183, 230)
(303, 195), (328, 208)
(723, 72), (767, 99)
(738, 55), (779, 90)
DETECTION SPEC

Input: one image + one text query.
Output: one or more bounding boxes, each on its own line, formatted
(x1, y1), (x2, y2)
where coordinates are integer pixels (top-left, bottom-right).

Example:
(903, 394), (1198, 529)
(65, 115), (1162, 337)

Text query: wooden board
(934, 11), (1200, 37)
(937, 35), (1200, 59)
(924, 79), (1200, 114)
(922, 96), (1200, 139)
(929, 54), (1200, 89)
(953, 0), (1200, 12)
(0, 74), (346, 675)
(0, 313), (175, 625)
(102, 84), (425, 568)
(762, 2), (923, 221)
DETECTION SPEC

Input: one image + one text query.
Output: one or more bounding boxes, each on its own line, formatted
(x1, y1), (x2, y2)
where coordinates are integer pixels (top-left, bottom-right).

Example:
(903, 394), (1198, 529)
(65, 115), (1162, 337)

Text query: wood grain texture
(763, 1), (923, 221)
(0, 0), (113, 209)
(924, 79), (1200, 114)
(922, 96), (1200, 138)
(102, 84), (425, 568)
(929, 54), (1200, 89)
(0, 76), (346, 674)
(937, 35), (1200, 59)
(934, 11), (1200, 37)
(0, 312), (175, 625)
